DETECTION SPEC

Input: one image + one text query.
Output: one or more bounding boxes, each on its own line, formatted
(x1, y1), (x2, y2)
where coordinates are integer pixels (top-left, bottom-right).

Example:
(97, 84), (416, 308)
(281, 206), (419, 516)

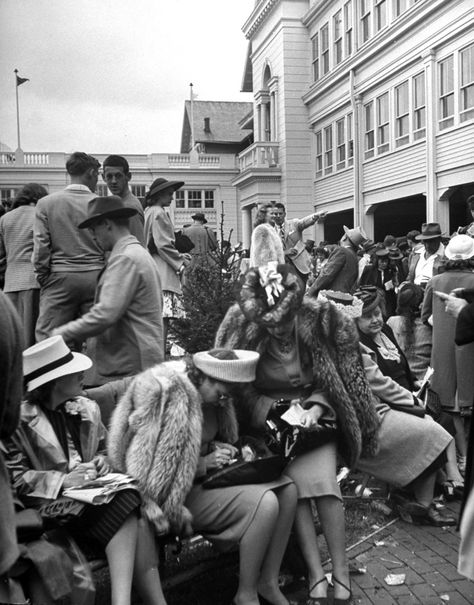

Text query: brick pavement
(342, 501), (474, 605)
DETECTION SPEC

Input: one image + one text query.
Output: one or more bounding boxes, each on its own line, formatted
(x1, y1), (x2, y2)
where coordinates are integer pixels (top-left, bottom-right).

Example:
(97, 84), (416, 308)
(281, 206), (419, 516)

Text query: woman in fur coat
(108, 348), (298, 605)
(215, 231), (380, 605)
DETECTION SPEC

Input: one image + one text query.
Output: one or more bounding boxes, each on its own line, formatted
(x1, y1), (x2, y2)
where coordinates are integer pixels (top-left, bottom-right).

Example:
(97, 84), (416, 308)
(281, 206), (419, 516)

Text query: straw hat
(192, 349), (260, 383)
(23, 336), (92, 392)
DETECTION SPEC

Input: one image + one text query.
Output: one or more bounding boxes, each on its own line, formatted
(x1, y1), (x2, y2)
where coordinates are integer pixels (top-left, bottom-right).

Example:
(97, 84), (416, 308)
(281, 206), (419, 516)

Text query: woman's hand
(92, 454), (111, 477)
(299, 404), (324, 430)
(211, 441), (239, 458)
(204, 446), (236, 471)
(62, 462), (97, 489)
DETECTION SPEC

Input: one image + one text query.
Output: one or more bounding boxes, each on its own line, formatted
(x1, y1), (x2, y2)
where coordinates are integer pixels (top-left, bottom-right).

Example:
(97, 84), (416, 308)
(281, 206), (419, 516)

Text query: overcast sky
(0, 0), (254, 154)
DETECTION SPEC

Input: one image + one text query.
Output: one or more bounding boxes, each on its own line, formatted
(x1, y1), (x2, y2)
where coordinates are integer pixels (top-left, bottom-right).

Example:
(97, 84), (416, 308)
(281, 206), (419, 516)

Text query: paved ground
(285, 501), (474, 605)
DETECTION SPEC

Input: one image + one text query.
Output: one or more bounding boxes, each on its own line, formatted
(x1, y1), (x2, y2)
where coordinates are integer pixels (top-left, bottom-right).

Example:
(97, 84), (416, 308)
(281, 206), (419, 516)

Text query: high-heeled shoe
(332, 576), (352, 605)
(306, 576), (328, 605)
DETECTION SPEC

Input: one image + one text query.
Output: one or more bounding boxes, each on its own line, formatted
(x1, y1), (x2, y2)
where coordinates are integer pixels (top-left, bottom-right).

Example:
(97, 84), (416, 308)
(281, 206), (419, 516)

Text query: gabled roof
(180, 100), (253, 153)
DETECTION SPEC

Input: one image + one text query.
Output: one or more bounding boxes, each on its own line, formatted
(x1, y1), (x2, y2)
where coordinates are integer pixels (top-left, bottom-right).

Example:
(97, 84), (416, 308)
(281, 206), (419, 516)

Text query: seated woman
(108, 348), (297, 605)
(2, 335), (167, 605)
(215, 239), (381, 605)
(352, 287), (458, 524)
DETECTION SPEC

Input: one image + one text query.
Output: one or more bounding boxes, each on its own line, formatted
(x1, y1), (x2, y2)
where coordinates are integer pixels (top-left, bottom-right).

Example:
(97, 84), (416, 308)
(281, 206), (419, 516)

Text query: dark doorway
(323, 209), (353, 244)
(372, 195), (426, 242)
(448, 184), (474, 233)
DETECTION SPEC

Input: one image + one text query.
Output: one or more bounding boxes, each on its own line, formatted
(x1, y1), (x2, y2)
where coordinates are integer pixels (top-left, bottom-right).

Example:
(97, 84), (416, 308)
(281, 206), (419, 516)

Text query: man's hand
(313, 211), (328, 223)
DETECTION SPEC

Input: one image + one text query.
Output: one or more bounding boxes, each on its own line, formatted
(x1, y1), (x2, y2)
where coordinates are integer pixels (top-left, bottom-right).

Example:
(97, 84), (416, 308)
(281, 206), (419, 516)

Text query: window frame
(438, 54), (455, 130)
(334, 10), (343, 66)
(336, 118), (346, 169)
(344, 0), (353, 57)
(376, 92), (390, 154)
(315, 130), (323, 177)
(375, 0), (387, 32)
(360, 0), (371, 44)
(413, 72), (426, 140)
(324, 125), (333, 174)
(311, 33), (319, 82)
(364, 101), (375, 159)
(321, 23), (330, 75)
(460, 43), (474, 123)
(395, 80), (410, 147)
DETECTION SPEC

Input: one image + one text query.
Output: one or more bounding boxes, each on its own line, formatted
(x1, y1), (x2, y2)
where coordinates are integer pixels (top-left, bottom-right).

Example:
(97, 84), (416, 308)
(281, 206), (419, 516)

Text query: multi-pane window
(360, 0), (371, 43)
(321, 24), (330, 75)
(334, 11), (343, 65)
(377, 93), (390, 154)
(315, 131), (323, 177)
(413, 72), (426, 139)
(460, 44), (474, 122)
(311, 33), (319, 82)
(324, 126), (333, 174)
(336, 118), (346, 169)
(364, 101), (375, 159)
(375, 0), (387, 32)
(395, 0), (416, 17)
(347, 112), (354, 166)
(174, 189), (215, 209)
(395, 81), (409, 147)
(131, 184), (146, 201)
(344, 1), (353, 57)
(439, 55), (454, 129)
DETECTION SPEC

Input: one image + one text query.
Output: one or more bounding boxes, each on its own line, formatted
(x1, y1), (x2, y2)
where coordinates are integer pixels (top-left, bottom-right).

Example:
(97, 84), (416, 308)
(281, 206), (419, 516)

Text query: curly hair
(12, 183), (48, 209)
(253, 202), (275, 228)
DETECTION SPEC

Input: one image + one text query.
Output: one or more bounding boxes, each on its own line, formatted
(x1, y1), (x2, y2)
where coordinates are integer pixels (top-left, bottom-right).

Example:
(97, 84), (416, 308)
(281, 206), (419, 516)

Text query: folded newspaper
(63, 472), (138, 505)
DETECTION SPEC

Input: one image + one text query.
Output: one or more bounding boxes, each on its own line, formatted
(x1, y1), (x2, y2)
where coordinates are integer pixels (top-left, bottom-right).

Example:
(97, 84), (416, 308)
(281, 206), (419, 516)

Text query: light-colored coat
(145, 205), (187, 293)
(279, 215), (317, 275)
(2, 397), (104, 503)
(0, 205), (38, 292)
(57, 235), (164, 382)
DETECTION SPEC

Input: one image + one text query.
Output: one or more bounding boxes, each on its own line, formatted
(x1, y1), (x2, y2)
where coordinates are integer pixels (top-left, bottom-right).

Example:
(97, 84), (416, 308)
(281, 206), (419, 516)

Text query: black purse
(174, 230), (195, 253)
(265, 401), (339, 459)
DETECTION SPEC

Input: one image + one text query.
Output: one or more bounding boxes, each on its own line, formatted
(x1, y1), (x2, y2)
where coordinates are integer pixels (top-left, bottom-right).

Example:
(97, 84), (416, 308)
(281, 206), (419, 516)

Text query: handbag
(174, 230), (195, 253)
(202, 437), (286, 489)
(265, 401), (339, 459)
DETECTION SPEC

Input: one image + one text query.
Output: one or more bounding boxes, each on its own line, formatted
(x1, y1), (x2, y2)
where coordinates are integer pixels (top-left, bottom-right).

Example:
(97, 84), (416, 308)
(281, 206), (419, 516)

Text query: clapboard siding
(363, 144), (426, 192)
(314, 169), (354, 205)
(437, 123), (474, 171)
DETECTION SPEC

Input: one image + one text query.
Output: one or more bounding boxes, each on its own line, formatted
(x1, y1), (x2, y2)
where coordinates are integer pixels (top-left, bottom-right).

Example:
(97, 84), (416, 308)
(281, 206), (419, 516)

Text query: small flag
(16, 74), (29, 86)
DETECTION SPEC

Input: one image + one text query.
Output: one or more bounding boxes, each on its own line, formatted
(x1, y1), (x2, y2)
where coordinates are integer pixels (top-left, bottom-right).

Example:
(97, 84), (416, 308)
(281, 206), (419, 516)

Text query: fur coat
(215, 298), (380, 466)
(107, 361), (239, 536)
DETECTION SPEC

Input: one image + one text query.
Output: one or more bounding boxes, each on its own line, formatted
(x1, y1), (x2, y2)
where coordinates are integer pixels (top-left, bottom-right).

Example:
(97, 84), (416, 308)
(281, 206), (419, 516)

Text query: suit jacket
(183, 224), (217, 256)
(308, 245), (358, 296)
(145, 205), (186, 293)
(121, 190), (145, 246)
(0, 206), (39, 292)
(57, 235), (164, 382)
(33, 185), (104, 286)
(278, 215), (317, 275)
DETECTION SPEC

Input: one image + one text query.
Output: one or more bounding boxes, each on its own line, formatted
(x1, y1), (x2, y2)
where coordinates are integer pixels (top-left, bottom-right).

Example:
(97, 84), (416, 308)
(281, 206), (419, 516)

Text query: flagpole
(189, 82), (194, 151)
(14, 69), (22, 151)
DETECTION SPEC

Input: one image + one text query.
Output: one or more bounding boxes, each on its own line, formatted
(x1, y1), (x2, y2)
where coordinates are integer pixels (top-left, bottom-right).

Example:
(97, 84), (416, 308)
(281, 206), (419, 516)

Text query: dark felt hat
(415, 223), (443, 240)
(78, 196), (137, 229)
(191, 212), (208, 224)
(146, 178), (184, 201)
(353, 286), (383, 314)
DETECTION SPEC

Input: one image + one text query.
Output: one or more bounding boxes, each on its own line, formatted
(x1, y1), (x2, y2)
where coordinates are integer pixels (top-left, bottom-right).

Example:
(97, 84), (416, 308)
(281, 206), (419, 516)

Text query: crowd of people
(0, 154), (473, 605)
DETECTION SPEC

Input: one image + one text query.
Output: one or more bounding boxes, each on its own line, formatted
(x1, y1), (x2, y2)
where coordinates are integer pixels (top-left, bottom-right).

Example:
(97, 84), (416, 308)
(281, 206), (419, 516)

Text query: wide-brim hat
(445, 234), (474, 260)
(415, 222), (444, 240)
(353, 286), (383, 314)
(375, 248), (389, 258)
(193, 349), (260, 383)
(146, 178), (184, 201)
(23, 335), (92, 392)
(388, 247), (403, 260)
(191, 212), (207, 224)
(78, 196), (137, 229)
(343, 225), (368, 248)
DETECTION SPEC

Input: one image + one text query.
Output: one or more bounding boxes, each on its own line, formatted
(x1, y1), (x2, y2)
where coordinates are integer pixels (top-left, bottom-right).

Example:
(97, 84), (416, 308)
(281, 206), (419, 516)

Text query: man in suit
(183, 212), (217, 264)
(273, 202), (326, 283)
(407, 222), (445, 287)
(54, 196), (163, 384)
(33, 152), (104, 343)
(307, 225), (367, 296)
(102, 155), (145, 245)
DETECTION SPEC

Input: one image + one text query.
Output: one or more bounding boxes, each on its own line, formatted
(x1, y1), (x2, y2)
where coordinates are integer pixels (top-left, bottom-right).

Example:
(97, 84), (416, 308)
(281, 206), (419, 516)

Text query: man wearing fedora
(102, 154), (145, 245)
(407, 222), (445, 286)
(183, 212), (217, 263)
(33, 152), (105, 342)
(53, 196), (164, 384)
(308, 225), (367, 296)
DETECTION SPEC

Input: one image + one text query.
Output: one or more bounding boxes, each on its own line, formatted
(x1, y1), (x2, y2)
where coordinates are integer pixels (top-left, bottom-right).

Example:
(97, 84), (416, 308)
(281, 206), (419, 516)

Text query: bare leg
(233, 491), (279, 605)
(294, 499), (327, 599)
(133, 518), (168, 605)
(444, 440), (464, 483)
(258, 483), (298, 605)
(315, 495), (350, 601)
(105, 514), (138, 605)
